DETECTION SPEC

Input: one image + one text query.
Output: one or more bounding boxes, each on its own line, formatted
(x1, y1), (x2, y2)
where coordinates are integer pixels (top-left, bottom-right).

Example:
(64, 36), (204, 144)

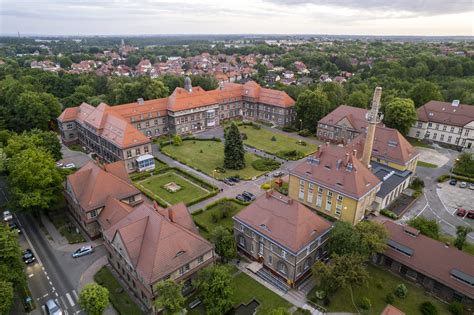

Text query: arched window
(238, 235), (246, 248)
(277, 261), (288, 275)
(146, 130), (151, 137)
(304, 256), (313, 270)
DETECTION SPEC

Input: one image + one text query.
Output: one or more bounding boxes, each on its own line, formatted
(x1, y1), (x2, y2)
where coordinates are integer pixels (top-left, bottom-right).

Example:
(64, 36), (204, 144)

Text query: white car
(63, 163), (76, 169)
(3, 210), (13, 222)
(72, 245), (93, 258)
(55, 162), (64, 168)
(469, 183), (474, 190)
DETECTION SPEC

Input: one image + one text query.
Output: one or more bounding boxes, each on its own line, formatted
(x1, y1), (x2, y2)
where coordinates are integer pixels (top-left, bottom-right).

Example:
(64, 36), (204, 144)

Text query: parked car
(456, 208), (467, 217)
(272, 171), (284, 177)
(55, 162), (63, 168)
(467, 210), (474, 220)
(242, 191), (256, 201)
(228, 177), (240, 183)
(44, 299), (62, 315)
(459, 181), (467, 188)
(22, 249), (36, 264)
(223, 178), (235, 186)
(72, 245), (94, 258)
(236, 194), (247, 202)
(449, 179), (457, 186)
(8, 221), (21, 234)
(469, 183), (474, 190)
(63, 163), (76, 169)
(3, 210), (13, 222)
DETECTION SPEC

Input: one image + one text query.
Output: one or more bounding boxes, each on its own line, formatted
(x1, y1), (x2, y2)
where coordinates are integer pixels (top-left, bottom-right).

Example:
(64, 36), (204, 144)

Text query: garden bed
(47, 200), (85, 244)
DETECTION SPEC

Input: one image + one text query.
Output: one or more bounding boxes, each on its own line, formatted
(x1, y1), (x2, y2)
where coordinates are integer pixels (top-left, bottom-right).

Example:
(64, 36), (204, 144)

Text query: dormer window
(175, 250), (185, 257)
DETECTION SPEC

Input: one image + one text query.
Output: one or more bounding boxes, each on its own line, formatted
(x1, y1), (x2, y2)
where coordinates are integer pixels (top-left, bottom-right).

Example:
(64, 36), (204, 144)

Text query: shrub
(314, 290), (326, 300)
(298, 129), (311, 137)
(251, 158), (280, 171)
(359, 297), (371, 310)
(420, 301), (438, 315)
(448, 302), (464, 315)
(380, 209), (398, 219)
(395, 284), (408, 298)
(296, 140), (307, 146)
(211, 213), (219, 223)
(252, 124), (261, 130)
(240, 133), (248, 140)
(220, 201), (236, 219)
(282, 125), (297, 132)
(276, 149), (304, 160)
(408, 216), (440, 240)
(385, 293), (395, 304)
(410, 177), (425, 190)
(215, 167), (226, 173)
(173, 134), (183, 146)
(261, 183), (271, 190)
(271, 136), (277, 141)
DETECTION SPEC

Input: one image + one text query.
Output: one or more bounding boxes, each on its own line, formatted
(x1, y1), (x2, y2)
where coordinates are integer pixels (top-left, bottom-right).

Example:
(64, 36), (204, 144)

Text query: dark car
(467, 210), (474, 220)
(456, 209), (466, 217)
(223, 178), (235, 186)
(228, 177), (240, 183)
(242, 191), (256, 201)
(8, 221), (21, 234)
(22, 249), (36, 264)
(236, 194), (247, 202)
(449, 179), (458, 186)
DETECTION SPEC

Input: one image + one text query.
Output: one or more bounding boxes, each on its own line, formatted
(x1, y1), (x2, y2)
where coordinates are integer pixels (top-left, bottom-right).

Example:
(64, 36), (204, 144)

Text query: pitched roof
(234, 191), (332, 253)
(383, 221), (474, 299)
(102, 202), (213, 285)
(97, 196), (134, 231)
(291, 144), (381, 199)
(67, 161), (140, 212)
(417, 100), (474, 127)
(318, 105), (370, 133)
(380, 305), (405, 315)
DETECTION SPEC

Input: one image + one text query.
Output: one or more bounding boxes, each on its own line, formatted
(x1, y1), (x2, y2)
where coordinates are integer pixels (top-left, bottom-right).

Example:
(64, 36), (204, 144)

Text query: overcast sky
(0, 0), (473, 36)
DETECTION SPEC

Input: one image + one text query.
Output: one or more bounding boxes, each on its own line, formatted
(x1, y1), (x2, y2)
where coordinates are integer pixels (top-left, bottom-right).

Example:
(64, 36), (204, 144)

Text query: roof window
(175, 250), (185, 257)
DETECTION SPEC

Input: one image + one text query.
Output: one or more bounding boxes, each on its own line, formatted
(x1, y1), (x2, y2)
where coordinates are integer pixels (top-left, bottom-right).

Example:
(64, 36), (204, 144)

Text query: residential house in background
(375, 221), (474, 307)
(233, 190), (332, 287)
(64, 161), (143, 238)
(408, 100), (474, 150)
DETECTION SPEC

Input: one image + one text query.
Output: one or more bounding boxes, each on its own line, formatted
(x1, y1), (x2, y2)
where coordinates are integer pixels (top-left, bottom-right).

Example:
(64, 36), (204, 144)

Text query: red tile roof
(318, 105), (371, 133)
(380, 305), (405, 315)
(291, 144), (381, 199)
(417, 100), (474, 127)
(234, 191), (332, 253)
(67, 161), (140, 212)
(383, 221), (474, 299)
(101, 202), (213, 285)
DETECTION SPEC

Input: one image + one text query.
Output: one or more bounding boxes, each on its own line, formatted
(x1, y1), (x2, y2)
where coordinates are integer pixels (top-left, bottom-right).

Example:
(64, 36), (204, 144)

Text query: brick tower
(361, 87), (383, 167)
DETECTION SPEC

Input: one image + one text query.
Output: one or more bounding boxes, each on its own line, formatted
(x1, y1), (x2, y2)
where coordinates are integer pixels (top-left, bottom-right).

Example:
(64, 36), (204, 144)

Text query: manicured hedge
(380, 209), (398, 219)
(437, 174), (474, 183)
(251, 158), (281, 171)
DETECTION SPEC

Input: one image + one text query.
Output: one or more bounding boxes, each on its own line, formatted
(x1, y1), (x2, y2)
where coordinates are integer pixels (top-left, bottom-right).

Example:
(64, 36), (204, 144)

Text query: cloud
(262, 0), (473, 16)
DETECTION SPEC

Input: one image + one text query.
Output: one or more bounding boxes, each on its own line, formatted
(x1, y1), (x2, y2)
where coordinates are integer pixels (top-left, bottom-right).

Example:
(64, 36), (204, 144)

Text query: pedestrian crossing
(41, 289), (80, 315)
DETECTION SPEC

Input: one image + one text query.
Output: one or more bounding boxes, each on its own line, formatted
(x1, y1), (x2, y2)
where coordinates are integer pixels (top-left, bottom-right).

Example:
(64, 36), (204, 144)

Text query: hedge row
(160, 137), (221, 149)
(380, 209), (399, 219)
(192, 197), (250, 216)
(437, 174), (474, 183)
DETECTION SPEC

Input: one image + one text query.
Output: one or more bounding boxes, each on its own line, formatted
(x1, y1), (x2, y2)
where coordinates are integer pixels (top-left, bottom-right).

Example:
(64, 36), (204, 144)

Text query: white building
(408, 100), (474, 150)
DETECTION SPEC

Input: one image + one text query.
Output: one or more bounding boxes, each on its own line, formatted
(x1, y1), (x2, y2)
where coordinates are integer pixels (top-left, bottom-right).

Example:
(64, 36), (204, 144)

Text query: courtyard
(237, 125), (318, 159)
(160, 139), (269, 180)
(135, 170), (212, 206)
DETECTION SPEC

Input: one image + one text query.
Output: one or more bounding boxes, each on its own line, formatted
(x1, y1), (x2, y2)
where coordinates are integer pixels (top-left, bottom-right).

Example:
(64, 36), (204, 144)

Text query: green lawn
(161, 140), (267, 180)
(136, 171), (210, 206)
(238, 125), (318, 157)
(94, 266), (143, 315)
(192, 199), (246, 239)
(47, 199), (86, 244)
(417, 161), (438, 168)
(322, 265), (448, 314)
(232, 272), (291, 314)
(407, 137), (433, 149)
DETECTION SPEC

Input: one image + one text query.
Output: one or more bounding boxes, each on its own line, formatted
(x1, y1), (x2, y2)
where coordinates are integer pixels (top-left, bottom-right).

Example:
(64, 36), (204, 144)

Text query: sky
(0, 0), (473, 36)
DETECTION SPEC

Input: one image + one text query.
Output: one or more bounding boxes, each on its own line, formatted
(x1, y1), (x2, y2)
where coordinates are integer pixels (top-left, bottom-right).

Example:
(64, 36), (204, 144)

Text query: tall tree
(194, 265), (234, 315)
(0, 224), (26, 295)
(295, 88), (331, 131)
(154, 280), (185, 314)
(210, 227), (236, 263)
(312, 253), (369, 293)
(0, 280), (14, 315)
(79, 283), (109, 315)
(384, 98), (417, 135)
(224, 123), (245, 170)
(409, 81), (443, 107)
(408, 217), (440, 240)
(143, 78), (170, 100)
(347, 91), (370, 109)
(5, 130), (62, 162)
(454, 226), (473, 250)
(7, 148), (63, 214)
(321, 82), (346, 106)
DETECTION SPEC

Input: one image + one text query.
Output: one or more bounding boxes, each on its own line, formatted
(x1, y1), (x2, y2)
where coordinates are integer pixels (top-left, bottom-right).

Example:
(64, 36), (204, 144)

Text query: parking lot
(437, 181), (474, 225)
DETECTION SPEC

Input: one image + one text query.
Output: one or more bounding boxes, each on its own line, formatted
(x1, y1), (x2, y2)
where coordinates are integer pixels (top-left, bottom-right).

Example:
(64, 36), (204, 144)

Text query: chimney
(137, 98), (144, 105)
(152, 201), (160, 211)
(265, 189), (273, 198)
(336, 159), (342, 170)
(287, 198), (293, 205)
(361, 87), (382, 167)
(352, 149), (357, 157)
(345, 152), (350, 164)
(168, 207), (174, 222)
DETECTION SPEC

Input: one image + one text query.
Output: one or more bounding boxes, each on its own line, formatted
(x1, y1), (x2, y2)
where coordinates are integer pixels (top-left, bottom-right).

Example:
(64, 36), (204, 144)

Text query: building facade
(58, 80), (295, 172)
(233, 191), (332, 287)
(375, 221), (474, 307)
(408, 100), (474, 150)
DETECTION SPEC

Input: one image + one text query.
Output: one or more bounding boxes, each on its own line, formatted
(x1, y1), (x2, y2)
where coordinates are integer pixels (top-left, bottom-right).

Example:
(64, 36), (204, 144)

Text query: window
(417, 122), (422, 128)
(465, 129), (469, 136)
(425, 131), (430, 138)
(298, 180), (305, 200)
(238, 235), (245, 247)
(144, 146), (149, 153)
(259, 243), (264, 255)
(307, 183), (314, 203)
(126, 150), (132, 158)
(282, 250), (287, 259)
(451, 126), (455, 133)
(136, 123), (141, 129)
(448, 136), (452, 142)
(433, 133), (437, 140)
(325, 191), (333, 211)
(304, 257), (313, 270)
(443, 125), (447, 131)
(66, 123), (73, 129)
(268, 255), (272, 265)
(440, 134), (445, 141)
(415, 131), (420, 138)
(435, 124), (439, 130)
(428, 122), (432, 127)
(179, 264), (190, 275)
(135, 148), (140, 155)
(90, 209), (97, 218)
(277, 261), (288, 275)
(197, 255), (204, 264)
(145, 121), (150, 128)
(240, 224), (244, 232)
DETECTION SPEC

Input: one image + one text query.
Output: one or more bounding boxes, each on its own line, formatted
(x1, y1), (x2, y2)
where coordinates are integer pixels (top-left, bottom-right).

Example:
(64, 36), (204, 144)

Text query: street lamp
(212, 169), (218, 192)
(299, 119), (303, 131)
(450, 158), (460, 180)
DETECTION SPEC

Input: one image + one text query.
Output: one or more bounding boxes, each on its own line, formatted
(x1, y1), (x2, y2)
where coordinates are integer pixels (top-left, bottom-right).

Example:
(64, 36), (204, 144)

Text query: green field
(321, 265), (448, 314)
(238, 125), (318, 157)
(136, 171), (210, 206)
(161, 140), (266, 180)
(417, 161), (438, 168)
(192, 199), (247, 239)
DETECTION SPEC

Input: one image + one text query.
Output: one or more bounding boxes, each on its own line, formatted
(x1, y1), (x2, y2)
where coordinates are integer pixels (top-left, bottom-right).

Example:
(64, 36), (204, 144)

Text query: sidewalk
(78, 256), (117, 315)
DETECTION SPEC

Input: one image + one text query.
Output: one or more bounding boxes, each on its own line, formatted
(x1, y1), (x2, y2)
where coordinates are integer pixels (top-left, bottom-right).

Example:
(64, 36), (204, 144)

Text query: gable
(336, 117), (354, 129)
(112, 231), (133, 266)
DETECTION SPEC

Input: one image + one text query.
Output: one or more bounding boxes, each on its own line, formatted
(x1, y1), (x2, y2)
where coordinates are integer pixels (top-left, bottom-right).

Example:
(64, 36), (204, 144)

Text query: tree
(295, 89), (331, 131)
(79, 283), (109, 315)
(0, 224), (26, 293)
(210, 226), (236, 263)
(321, 82), (346, 106)
(420, 301), (438, 315)
(384, 98), (417, 135)
(143, 78), (169, 100)
(173, 134), (183, 146)
(154, 280), (185, 314)
(347, 91), (370, 109)
(224, 123), (245, 170)
(268, 307), (291, 315)
(453, 152), (474, 177)
(7, 148), (63, 214)
(454, 226), (473, 250)
(408, 217), (440, 240)
(194, 265), (233, 315)
(0, 280), (14, 315)
(409, 81), (443, 107)
(312, 254), (369, 293)
(328, 221), (387, 259)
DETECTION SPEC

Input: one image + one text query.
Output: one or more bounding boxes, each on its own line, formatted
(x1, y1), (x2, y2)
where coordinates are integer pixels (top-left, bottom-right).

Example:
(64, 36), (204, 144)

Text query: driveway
(58, 143), (91, 168)
(417, 147), (450, 167)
